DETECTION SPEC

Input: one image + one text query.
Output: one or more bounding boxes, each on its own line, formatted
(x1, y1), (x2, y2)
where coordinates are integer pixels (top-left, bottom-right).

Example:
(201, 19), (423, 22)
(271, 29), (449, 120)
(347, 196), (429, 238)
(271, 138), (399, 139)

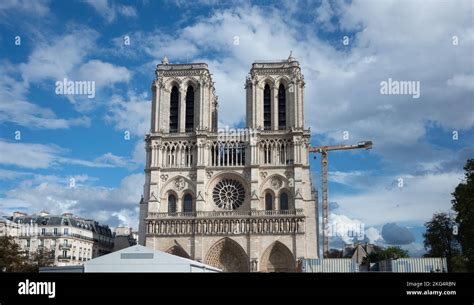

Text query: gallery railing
(147, 209), (304, 219)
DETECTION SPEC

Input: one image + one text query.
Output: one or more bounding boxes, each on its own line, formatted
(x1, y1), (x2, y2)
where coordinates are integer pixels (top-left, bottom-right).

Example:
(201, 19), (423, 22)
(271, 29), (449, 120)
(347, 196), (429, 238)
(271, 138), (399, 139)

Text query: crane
(309, 141), (373, 258)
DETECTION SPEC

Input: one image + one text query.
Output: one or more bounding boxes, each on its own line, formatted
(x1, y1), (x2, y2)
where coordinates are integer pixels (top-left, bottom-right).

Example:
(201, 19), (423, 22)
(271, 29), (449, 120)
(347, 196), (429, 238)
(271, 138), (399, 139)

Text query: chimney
(13, 211), (27, 217)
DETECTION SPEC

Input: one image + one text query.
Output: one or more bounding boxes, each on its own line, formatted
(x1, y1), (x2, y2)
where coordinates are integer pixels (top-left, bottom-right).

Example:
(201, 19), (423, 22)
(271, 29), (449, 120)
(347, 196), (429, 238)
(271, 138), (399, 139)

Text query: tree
(381, 246), (409, 260)
(362, 246), (409, 266)
(452, 159), (474, 272)
(423, 212), (461, 272)
(0, 236), (30, 272)
(327, 249), (343, 258)
(25, 248), (55, 272)
(0, 236), (55, 272)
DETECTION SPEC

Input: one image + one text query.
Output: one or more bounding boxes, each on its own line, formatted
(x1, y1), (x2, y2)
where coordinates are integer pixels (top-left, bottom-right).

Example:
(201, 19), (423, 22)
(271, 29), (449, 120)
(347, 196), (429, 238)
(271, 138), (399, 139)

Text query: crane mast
(309, 141), (373, 258)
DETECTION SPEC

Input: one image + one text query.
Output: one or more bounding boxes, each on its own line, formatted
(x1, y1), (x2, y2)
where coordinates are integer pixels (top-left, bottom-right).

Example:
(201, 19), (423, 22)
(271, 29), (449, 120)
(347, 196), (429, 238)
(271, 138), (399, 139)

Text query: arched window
(265, 193), (273, 211)
(280, 192), (289, 210)
(185, 86), (194, 132)
(263, 84), (271, 130)
(183, 194), (193, 213)
(278, 84), (286, 130)
(169, 86), (179, 133)
(168, 194), (177, 215)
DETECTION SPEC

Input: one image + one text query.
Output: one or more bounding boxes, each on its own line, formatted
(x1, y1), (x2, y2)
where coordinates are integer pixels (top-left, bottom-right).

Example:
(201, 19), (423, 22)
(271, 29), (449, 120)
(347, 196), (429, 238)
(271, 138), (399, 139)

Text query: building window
(280, 192), (289, 210)
(53, 228), (58, 235)
(168, 194), (177, 215)
(41, 228), (45, 235)
(26, 239), (30, 247)
(183, 194), (193, 213)
(278, 84), (286, 129)
(265, 193), (273, 211)
(64, 228), (69, 235)
(185, 86), (194, 132)
(169, 86), (179, 133)
(263, 84), (271, 130)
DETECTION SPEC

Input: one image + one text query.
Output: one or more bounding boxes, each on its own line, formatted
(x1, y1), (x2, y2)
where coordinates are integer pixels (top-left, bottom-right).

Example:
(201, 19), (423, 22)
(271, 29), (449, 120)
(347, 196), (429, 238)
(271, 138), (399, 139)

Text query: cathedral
(138, 54), (319, 272)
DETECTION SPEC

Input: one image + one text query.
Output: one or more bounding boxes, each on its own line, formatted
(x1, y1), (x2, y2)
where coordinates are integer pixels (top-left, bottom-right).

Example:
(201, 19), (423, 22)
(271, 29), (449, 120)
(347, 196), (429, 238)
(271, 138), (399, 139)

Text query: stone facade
(139, 54), (319, 272)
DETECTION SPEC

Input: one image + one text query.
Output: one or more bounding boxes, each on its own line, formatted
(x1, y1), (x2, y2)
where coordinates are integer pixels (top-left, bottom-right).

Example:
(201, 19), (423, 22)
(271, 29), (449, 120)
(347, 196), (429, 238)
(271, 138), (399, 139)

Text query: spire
(161, 56), (169, 65)
(288, 51), (296, 62)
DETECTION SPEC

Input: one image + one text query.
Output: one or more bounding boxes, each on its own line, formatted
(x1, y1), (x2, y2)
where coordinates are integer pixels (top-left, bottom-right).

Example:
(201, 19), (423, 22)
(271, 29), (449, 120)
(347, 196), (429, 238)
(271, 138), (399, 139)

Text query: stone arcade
(138, 54), (319, 272)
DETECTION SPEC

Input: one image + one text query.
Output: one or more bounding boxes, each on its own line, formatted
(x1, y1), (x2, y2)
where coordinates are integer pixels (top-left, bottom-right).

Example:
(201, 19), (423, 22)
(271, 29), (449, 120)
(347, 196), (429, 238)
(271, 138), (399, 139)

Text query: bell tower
(150, 57), (218, 134)
(245, 52), (305, 131)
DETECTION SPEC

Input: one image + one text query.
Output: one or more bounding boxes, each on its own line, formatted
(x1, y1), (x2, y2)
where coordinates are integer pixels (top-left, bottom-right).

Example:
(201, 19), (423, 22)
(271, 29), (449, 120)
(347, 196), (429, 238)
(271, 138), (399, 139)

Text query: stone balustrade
(146, 209), (305, 236)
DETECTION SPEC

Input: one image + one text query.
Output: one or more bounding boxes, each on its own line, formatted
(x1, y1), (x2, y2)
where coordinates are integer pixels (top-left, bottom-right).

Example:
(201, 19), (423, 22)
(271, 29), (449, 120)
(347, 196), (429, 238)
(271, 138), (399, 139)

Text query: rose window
(212, 179), (245, 210)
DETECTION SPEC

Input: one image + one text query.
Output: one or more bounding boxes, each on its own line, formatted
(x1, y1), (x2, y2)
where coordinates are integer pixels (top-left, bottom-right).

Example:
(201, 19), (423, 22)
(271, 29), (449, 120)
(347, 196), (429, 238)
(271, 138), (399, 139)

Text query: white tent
(84, 245), (221, 273)
(41, 245), (221, 273)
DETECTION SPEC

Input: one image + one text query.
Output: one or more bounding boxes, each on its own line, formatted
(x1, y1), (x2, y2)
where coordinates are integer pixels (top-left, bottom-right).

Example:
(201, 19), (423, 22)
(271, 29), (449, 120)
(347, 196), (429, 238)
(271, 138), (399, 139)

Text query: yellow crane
(309, 141), (373, 258)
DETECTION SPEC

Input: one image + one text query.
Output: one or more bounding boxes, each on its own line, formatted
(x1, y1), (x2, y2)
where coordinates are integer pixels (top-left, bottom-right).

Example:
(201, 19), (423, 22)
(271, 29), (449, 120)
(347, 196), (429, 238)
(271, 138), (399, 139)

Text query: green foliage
(0, 235), (30, 272)
(362, 246), (409, 265)
(327, 249), (343, 258)
(0, 236), (55, 272)
(423, 212), (461, 272)
(451, 159), (474, 272)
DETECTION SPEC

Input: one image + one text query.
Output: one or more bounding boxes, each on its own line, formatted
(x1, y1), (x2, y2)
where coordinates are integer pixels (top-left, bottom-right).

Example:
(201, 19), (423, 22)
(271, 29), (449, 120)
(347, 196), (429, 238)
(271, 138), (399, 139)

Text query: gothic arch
(260, 241), (295, 272)
(205, 238), (249, 272)
(206, 171), (250, 194)
(182, 77), (199, 89)
(259, 174), (288, 194)
(164, 78), (182, 89)
(160, 175), (195, 198)
(275, 75), (291, 88)
(259, 76), (275, 88)
(182, 192), (194, 213)
(166, 190), (178, 214)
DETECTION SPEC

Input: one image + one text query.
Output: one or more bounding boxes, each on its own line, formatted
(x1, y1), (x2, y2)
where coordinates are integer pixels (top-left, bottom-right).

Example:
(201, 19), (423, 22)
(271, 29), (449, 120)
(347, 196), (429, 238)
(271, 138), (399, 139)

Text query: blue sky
(0, 0), (473, 256)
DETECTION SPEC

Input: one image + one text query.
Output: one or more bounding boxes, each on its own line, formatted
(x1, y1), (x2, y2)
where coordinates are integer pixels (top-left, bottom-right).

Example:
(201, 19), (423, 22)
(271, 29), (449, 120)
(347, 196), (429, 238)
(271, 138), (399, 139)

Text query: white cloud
(105, 91), (151, 137)
(328, 170), (368, 187)
(447, 74), (474, 90)
(0, 63), (91, 129)
(333, 171), (464, 227)
(132, 140), (146, 165)
(314, 0), (337, 32)
(0, 169), (31, 181)
(1, 28), (133, 126)
(365, 227), (383, 244)
(0, 140), (133, 169)
(0, 173), (144, 229)
(93, 152), (133, 169)
(0, 0), (49, 17)
(329, 213), (365, 244)
(19, 28), (98, 83)
(78, 60), (131, 88)
(83, 0), (137, 23)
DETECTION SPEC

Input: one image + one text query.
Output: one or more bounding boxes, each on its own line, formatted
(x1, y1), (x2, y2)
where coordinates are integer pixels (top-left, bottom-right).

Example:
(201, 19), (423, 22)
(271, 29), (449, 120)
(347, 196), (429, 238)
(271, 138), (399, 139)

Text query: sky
(0, 0), (473, 257)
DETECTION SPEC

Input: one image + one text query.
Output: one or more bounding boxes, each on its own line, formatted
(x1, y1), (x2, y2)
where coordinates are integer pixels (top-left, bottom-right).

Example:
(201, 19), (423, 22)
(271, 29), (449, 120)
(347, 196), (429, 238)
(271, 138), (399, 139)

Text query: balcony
(148, 209), (304, 219)
(146, 209), (305, 237)
(57, 255), (71, 261)
(59, 244), (71, 250)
